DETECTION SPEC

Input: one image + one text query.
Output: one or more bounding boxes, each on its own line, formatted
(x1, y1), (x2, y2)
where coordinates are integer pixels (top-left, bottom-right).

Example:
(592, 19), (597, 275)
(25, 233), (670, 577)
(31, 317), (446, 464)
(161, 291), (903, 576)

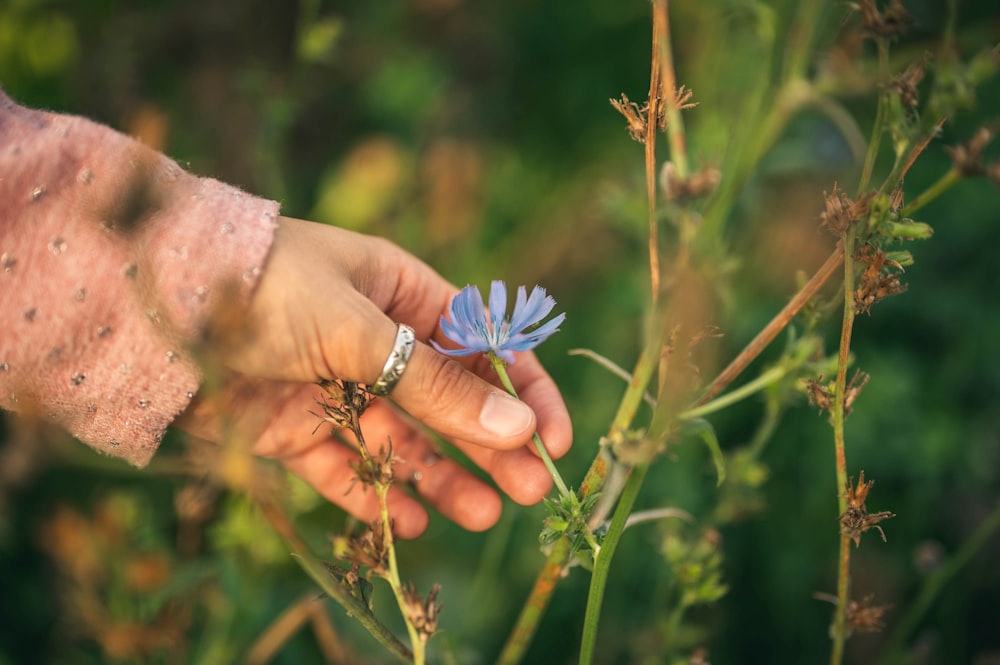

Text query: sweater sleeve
(0, 90), (279, 466)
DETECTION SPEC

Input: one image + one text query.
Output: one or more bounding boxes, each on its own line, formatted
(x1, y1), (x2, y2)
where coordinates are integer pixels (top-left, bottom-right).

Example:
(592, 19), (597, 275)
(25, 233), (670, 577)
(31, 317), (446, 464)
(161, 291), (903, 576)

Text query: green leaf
(682, 418), (726, 486)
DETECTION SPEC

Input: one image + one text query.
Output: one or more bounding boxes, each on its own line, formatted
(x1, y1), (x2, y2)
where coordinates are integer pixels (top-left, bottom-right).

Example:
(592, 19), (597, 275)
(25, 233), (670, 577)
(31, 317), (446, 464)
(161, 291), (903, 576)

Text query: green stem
(830, 227), (858, 665)
(489, 353), (570, 497)
(578, 464), (650, 665)
(256, 495), (412, 664)
(858, 99), (885, 192)
(377, 484), (426, 665)
(495, 538), (572, 665)
(879, 498), (1000, 664)
(696, 244), (845, 407)
(900, 169), (961, 217)
(657, 0), (688, 180)
(496, 345), (658, 665)
(858, 42), (889, 192)
(490, 355), (604, 555)
(679, 365), (786, 421)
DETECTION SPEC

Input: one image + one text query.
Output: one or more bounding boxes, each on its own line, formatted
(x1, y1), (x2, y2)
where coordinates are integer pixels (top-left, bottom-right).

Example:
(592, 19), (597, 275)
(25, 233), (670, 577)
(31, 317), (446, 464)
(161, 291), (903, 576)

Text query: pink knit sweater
(0, 90), (279, 466)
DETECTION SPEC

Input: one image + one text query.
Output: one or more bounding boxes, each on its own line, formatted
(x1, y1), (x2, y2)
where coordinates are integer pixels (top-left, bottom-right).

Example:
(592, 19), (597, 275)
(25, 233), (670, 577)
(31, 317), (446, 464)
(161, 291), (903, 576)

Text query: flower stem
(578, 464), (649, 665)
(496, 345), (659, 665)
(657, 0), (689, 180)
(488, 353), (571, 497)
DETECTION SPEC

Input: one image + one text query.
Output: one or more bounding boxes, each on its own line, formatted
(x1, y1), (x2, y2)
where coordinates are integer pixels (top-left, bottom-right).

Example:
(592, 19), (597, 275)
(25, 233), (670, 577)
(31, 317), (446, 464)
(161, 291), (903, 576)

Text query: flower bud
(886, 219), (934, 240)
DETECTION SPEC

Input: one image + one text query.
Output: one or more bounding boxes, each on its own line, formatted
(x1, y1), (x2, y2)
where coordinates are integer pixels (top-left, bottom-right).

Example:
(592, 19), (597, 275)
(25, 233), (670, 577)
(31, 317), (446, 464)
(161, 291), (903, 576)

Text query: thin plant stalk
(901, 168), (960, 217)
(697, 243), (844, 405)
(488, 353), (570, 497)
(495, 537), (572, 665)
(858, 41), (890, 193)
(496, 344), (658, 665)
(830, 227), (859, 665)
(490, 352), (602, 555)
(350, 398), (430, 665)
(245, 593), (348, 665)
(377, 483), (427, 665)
(646, 0), (667, 298)
(580, 5), (695, 660)
(680, 365), (787, 421)
(879, 498), (1000, 664)
(245, 594), (317, 665)
(578, 464), (649, 665)
(256, 495), (413, 664)
(657, 1), (688, 180)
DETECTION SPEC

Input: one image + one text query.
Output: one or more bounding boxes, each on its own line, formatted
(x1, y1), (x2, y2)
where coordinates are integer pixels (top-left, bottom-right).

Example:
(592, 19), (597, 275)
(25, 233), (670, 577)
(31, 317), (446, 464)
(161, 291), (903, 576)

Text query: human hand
(177, 217), (572, 538)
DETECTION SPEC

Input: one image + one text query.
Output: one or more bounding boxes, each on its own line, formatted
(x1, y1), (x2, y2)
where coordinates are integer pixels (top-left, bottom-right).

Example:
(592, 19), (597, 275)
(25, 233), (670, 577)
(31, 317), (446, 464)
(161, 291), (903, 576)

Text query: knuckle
(417, 355), (476, 413)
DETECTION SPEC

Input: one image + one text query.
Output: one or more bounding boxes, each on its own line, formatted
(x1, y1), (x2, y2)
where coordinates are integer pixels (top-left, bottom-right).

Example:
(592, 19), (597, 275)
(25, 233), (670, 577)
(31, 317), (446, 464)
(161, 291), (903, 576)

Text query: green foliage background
(1, 0), (998, 663)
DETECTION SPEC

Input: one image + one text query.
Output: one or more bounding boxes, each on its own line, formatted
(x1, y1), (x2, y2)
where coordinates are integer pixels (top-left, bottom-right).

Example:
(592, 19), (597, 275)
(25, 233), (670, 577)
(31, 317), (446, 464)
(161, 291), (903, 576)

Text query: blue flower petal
(507, 312), (565, 350)
(430, 339), (479, 356)
(434, 281), (564, 363)
(488, 280), (507, 342)
(509, 286), (554, 333)
(452, 285), (484, 335)
(509, 286), (529, 330)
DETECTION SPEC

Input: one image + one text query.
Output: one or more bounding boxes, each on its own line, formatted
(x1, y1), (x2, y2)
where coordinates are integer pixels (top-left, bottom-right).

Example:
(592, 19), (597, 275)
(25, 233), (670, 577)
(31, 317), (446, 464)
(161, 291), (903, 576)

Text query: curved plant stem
(901, 168), (960, 217)
(879, 498), (1000, 664)
(256, 495), (412, 664)
(830, 227), (859, 665)
(578, 465), (649, 665)
(680, 365), (786, 421)
(624, 506), (694, 529)
(489, 353), (570, 497)
(377, 484), (426, 665)
(496, 343), (658, 665)
(697, 243), (844, 406)
(495, 538), (571, 665)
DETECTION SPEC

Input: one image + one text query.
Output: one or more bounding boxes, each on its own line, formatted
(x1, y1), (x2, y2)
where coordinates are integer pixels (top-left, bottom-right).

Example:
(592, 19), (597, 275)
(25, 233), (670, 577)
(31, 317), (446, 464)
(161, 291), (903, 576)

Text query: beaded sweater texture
(0, 90), (279, 465)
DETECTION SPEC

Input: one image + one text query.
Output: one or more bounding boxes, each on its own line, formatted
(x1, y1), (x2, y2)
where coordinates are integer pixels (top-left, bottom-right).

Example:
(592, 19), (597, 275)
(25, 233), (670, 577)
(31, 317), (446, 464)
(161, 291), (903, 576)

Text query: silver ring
(370, 324), (416, 396)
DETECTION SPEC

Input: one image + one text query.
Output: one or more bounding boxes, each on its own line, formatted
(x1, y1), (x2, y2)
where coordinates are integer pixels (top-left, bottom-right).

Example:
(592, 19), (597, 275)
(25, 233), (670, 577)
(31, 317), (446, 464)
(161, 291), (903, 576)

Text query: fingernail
(479, 393), (534, 438)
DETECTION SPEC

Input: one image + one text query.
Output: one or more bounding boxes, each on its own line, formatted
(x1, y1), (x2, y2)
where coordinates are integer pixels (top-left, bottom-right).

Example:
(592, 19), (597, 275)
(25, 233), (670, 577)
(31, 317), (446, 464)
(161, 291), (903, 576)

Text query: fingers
(251, 387), (508, 535)
(245, 218), (572, 457)
(499, 352), (573, 460)
(222, 218), (574, 530)
(278, 438), (431, 540)
(389, 343), (539, 451)
(357, 403), (504, 530)
(359, 400), (554, 508)
(279, 413), (507, 536)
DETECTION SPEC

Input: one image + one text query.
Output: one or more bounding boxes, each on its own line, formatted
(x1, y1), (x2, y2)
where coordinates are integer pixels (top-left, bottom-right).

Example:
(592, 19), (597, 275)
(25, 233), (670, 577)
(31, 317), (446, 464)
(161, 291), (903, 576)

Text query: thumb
(391, 342), (538, 450)
(358, 320), (537, 450)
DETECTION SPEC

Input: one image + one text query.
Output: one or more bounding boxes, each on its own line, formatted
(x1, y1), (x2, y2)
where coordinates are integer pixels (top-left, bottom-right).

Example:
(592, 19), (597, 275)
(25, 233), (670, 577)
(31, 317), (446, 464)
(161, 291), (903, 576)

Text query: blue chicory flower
(432, 280), (566, 364)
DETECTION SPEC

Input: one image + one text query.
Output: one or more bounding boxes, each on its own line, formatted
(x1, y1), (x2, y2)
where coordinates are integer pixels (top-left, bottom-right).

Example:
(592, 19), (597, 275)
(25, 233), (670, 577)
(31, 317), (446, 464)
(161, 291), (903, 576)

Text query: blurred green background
(1, 0), (999, 663)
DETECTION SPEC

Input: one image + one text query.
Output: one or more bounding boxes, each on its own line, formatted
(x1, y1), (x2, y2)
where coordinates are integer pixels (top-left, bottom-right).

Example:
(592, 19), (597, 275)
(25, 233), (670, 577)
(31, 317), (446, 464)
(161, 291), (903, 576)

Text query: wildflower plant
(10, 2), (1000, 665)
(432, 280), (566, 365)
(433, 281), (603, 557)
